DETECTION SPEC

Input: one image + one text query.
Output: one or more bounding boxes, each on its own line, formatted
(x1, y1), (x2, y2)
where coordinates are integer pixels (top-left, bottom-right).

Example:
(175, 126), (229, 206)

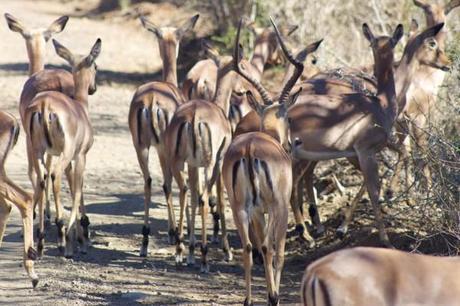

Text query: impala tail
(232, 156), (274, 208)
(29, 100), (64, 152)
(182, 117), (213, 166)
(137, 103), (168, 146)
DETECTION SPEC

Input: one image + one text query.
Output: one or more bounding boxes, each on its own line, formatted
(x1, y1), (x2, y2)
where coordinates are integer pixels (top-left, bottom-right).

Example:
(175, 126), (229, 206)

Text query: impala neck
(375, 53), (397, 123)
(26, 39), (46, 76)
(160, 41), (179, 87)
(213, 63), (234, 117)
(73, 73), (90, 109)
(394, 53), (419, 116)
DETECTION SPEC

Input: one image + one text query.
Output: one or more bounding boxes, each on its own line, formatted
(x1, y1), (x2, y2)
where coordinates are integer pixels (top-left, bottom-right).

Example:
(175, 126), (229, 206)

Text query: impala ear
(175, 14), (199, 39)
(44, 15), (69, 41)
(52, 39), (75, 65)
(413, 0), (428, 8)
(4, 13), (27, 36)
(140, 15), (162, 39)
(409, 18), (419, 37)
(391, 24), (404, 47)
(246, 91), (265, 117)
(85, 38), (102, 66)
(362, 23), (375, 43)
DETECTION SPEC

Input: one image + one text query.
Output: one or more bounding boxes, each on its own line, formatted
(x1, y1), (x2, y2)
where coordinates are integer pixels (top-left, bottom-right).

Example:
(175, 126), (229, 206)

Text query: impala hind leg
(43, 155), (53, 228)
(171, 162), (188, 265)
(217, 175), (232, 261)
(135, 146), (152, 256)
(233, 209), (253, 306)
(159, 152), (177, 245)
(65, 155), (85, 258)
(199, 167), (212, 273)
(32, 158), (47, 257)
(291, 162), (312, 242)
(187, 166), (199, 266)
(303, 162), (324, 236)
(273, 201), (288, 300)
(358, 151), (391, 247)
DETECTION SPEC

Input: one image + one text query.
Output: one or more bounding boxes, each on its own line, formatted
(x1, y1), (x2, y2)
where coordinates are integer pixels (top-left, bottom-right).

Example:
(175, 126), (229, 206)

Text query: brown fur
(301, 247), (460, 306)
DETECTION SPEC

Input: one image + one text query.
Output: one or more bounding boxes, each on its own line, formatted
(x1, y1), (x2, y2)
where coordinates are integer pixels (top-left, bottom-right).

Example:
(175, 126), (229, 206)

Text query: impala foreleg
(358, 151), (391, 247)
(65, 154), (86, 258)
(336, 182), (366, 238)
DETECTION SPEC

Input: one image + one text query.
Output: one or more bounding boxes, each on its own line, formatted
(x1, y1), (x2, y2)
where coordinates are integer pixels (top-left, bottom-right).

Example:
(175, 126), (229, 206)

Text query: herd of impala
(0, 1), (458, 305)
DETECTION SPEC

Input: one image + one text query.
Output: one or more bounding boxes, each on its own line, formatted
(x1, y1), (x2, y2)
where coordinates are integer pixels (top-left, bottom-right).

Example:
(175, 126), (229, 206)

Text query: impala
(24, 38), (101, 258)
(222, 17), (319, 305)
(388, 0), (459, 195)
(0, 112), (38, 287)
(301, 247), (460, 306)
(128, 14), (199, 257)
(162, 55), (238, 272)
(235, 22), (448, 241)
(5, 13), (73, 226)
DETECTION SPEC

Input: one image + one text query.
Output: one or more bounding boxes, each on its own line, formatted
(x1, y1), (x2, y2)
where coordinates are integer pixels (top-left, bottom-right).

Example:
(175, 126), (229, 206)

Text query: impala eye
(428, 40), (437, 49)
(312, 58), (317, 65)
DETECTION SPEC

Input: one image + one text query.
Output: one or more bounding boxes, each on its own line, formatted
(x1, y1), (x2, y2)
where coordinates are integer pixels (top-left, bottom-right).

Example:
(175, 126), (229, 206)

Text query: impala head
(363, 23), (404, 78)
(52, 38), (101, 96)
(140, 14), (199, 62)
(253, 25), (298, 65)
(4, 13), (69, 75)
(297, 48), (321, 80)
(234, 17), (322, 151)
(413, 0), (460, 26)
(403, 22), (450, 71)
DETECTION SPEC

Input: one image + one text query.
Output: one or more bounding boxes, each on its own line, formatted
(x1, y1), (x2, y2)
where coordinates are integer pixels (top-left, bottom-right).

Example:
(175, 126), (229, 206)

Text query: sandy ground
(0, 1), (400, 305)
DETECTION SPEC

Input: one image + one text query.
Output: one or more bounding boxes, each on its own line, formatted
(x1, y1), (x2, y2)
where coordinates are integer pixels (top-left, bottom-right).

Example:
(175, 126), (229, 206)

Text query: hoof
(64, 254), (73, 259)
(336, 226), (347, 240)
(175, 253), (183, 265)
(58, 246), (65, 255)
(295, 224), (305, 236)
(27, 247), (38, 261)
(385, 188), (394, 201)
(252, 248), (263, 266)
(32, 278), (39, 288)
(200, 262), (209, 274)
(209, 195), (217, 208)
(315, 224), (325, 236)
(224, 250), (233, 262)
(268, 292), (279, 305)
(211, 234), (219, 245)
(187, 254), (195, 266)
(139, 246), (148, 257)
(243, 297), (253, 306)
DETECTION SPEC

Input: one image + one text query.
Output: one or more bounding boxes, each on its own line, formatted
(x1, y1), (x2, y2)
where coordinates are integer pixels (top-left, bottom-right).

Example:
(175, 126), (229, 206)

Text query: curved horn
(270, 16), (304, 105)
(233, 18), (273, 105)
